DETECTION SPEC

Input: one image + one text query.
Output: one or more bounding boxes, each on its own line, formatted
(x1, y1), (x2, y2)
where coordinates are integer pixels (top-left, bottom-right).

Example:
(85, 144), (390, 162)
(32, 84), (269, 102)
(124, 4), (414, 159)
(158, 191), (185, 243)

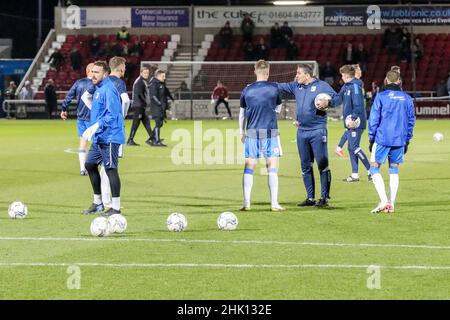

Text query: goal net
(140, 60), (321, 120)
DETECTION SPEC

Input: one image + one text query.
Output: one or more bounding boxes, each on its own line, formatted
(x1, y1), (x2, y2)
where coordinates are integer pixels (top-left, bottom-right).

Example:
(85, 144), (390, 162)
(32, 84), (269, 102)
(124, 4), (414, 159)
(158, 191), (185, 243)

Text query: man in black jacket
(127, 66), (153, 146)
(44, 79), (57, 119)
(149, 69), (168, 147)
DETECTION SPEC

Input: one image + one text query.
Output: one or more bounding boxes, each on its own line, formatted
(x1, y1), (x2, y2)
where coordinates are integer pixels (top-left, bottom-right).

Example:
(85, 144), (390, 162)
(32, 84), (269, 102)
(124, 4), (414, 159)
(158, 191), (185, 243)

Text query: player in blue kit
(368, 70), (415, 214)
(81, 61), (125, 216)
(338, 65), (371, 182)
(100, 57), (130, 209)
(60, 62), (95, 176)
(239, 60), (285, 212)
(335, 64), (363, 158)
(277, 64), (339, 208)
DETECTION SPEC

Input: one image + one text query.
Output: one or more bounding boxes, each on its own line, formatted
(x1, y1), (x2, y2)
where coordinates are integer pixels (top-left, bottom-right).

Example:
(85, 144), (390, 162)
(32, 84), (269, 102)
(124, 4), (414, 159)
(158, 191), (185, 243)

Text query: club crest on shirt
(311, 86), (316, 92)
(346, 90), (351, 96)
(95, 92), (100, 99)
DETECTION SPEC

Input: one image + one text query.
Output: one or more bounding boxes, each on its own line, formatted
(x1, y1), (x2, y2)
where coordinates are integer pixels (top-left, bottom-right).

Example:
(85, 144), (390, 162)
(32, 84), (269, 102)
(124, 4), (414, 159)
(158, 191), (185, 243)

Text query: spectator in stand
(110, 42), (123, 57)
(411, 38), (424, 63)
(270, 22), (283, 49)
(129, 40), (144, 57)
(47, 49), (64, 70)
(383, 24), (402, 57)
(399, 27), (411, 62)
(89, 33), (101, 57)
(194, 70), (208, 90)
(367, 80), (380, 117)
(4, 81), (17, 99)
(241, 14), (255, 44)
(320, 61), (338, 86)
(280, 21), (293, 47)
(117, 26), (130, 41)
(97, 43), (111, 57)
(285, 38), (298, 60)
(354, 43), (369, 72)
(18, 80), (34, 100)
(219, 21), (233, 49)
(177, 81), (190, 99)
(242, 41), (254, 61)
(211, 80), (232, 120)
(44, 79), (57, 119)
(434, 80), (448, 97)
(70, 48), (82, 71)
(254, 37), (269, 61)
(343, 42), (355, 64)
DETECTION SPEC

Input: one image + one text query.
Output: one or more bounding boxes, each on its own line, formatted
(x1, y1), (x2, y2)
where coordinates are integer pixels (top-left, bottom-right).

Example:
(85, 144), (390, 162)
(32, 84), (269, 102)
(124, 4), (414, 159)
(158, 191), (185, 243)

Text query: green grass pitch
(0, 119), (449, 299)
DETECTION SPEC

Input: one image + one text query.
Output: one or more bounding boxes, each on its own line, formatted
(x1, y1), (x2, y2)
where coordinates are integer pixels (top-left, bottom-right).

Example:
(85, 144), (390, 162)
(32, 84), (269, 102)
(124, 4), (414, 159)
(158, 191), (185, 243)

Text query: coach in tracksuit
(81, 61), (125, 217)
(278, 63), (339, 208)
(149, 69), (168, 147)
(127, 65), (153, 146)
(338, 65), (371, 182)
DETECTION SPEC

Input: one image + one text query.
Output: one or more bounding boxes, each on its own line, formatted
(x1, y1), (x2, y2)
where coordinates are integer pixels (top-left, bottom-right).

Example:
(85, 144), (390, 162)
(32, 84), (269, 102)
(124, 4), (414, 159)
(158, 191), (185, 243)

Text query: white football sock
(93, 194), (102, 205)
(100, 166), (112, 206)
(372, 173), (388, 205)
(243, 171), (254, 208)
(112, 197), (121, 211)
(268, 171), (279, 207)
(389, 174), (399, 208)
(78, 150), (86, 171)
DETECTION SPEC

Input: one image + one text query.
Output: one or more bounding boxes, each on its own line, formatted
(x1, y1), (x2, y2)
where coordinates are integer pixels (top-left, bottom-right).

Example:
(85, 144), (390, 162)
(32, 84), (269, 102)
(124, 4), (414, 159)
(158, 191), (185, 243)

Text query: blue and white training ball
(90, 217), (111, 237)
(345, 115), (361, 129)
(8, 201), (28, 219)
(314, 93), (331, 110)
(108, 214), (127, 233)
(433, 132), (444, 142)
(217, 212), (238, 231)
(167, 212), (187, 232)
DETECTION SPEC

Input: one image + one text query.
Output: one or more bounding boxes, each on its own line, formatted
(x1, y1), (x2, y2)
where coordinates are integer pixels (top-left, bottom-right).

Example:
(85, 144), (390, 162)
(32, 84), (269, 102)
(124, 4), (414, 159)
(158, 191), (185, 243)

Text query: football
(345, 115), (361, 129)
(217, 212), (238, 231)
(167, 212), (187, 232)
(90, 217), (111, 237)
(108, 214), (127, 233)
(314, 93), (331, 110)
(8, 201), (28, 219)
(433, 132), (444, 142)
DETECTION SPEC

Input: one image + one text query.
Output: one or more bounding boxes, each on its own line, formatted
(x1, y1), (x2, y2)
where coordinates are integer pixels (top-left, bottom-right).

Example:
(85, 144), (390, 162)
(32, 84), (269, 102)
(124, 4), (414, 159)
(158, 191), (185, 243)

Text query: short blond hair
(339, 64), (356, 77)
(109, 56), (126, 71)
(386, 70), (400, 84)
(255, 60), (270, 72)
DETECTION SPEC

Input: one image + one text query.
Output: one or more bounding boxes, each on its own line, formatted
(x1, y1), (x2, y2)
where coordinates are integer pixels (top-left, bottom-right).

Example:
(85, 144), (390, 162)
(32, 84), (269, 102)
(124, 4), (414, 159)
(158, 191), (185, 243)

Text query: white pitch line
(0, 262), (449, 270)
(0, 236), (449, 250)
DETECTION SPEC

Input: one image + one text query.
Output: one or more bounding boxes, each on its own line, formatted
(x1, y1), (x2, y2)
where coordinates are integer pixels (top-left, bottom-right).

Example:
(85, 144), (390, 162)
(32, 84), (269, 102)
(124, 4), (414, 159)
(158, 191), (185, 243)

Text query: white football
(345, 115), (361, 129)
(108, 214), (127, 233)
(90, 217), (111, 237)
(217, 212), (238, 231)
(8, 201), (28, 219)
(433, 132), (444, 142)
(167, 212), (187, 232)
(314, 93), (331, 110)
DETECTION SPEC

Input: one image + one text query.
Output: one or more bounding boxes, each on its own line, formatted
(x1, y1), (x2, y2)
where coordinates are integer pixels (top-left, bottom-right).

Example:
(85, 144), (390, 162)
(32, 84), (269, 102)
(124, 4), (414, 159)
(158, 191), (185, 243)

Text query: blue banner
(131, 8), (189, 28)
(325, 5), (450, 26)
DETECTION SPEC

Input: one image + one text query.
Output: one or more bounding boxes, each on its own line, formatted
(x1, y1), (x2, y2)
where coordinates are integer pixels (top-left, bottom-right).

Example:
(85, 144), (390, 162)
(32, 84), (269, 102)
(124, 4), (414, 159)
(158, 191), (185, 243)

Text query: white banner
(194, 6), (324, 28)
(61, 7), (131, 29)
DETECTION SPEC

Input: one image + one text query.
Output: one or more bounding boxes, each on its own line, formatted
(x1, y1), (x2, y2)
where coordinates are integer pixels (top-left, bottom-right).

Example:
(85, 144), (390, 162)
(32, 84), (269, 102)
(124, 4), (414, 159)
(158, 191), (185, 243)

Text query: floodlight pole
(37, 0), (43, 52)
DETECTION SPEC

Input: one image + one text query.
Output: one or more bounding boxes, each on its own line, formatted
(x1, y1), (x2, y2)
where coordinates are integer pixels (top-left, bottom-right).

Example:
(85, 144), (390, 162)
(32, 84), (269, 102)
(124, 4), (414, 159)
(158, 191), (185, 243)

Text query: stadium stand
(202, 32), (450, 93)
(34, 33), (174, 100)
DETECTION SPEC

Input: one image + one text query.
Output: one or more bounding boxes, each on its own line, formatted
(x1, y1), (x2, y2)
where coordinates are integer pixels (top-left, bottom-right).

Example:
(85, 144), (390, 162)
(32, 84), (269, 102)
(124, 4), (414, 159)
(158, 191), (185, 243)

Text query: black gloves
(369, 140), (374, 153)
(404, 141), (409, 154)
